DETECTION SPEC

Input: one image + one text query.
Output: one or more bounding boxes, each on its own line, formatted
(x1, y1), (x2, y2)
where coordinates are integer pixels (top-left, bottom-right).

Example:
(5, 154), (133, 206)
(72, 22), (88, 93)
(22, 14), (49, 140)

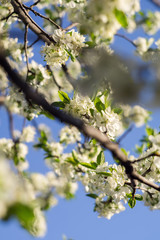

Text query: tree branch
(1, 52), (160, 192)
(11, 0), (55, 45)
(151, 0), (160, 7)
(115, 33), (137, 47)
(23, 4), (62, 30)
(24, 24), (29, 79)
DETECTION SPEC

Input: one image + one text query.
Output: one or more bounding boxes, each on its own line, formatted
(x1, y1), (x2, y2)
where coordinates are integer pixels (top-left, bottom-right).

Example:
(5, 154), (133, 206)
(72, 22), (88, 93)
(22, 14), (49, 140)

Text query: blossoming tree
(0, 0), (160, 237)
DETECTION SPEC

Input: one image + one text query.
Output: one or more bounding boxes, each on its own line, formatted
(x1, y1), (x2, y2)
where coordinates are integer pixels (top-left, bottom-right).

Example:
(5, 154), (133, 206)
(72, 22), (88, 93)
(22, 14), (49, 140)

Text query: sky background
(1, 0), (160, 240)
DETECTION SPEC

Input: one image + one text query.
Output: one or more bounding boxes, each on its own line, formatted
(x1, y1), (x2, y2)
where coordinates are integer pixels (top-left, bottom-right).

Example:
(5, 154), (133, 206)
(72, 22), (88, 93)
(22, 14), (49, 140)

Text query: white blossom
(60, 126), (81, 144)
(42, 29), (86, 68)
(21, 126), (36, 143)
(134, 37), (154, 55)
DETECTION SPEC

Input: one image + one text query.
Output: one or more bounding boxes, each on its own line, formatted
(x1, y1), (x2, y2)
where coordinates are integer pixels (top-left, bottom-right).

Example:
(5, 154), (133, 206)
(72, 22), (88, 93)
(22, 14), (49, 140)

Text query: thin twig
(115, 33), (137, 47)
(117, 124), (134, 144)
(11, 0), (56, 44)
(23, 4), (62, 30)
(131, 151), (159, 163)
(6, 107), (15, 141)
(30, 0), (41, 8)
(62, 64), (75, 88)
(135, 186), (153, 198)
(1, 12), (15, 21)
(46, 65), (62, 90)
(31, 118), (41, 137)
(0, 96), (5, 105)
(21, 117), (26, 134)
(24, 24), (29, 79)
(64, 23), (79, 31)
(28, 36), (40, 48)
(142, 165), (152, 177)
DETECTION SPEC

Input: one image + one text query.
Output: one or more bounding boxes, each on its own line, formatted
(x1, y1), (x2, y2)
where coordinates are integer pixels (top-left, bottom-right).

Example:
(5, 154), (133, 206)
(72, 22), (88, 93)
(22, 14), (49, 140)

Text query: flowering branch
(0, 52), (160, 192)
(11, 0), (56, 45)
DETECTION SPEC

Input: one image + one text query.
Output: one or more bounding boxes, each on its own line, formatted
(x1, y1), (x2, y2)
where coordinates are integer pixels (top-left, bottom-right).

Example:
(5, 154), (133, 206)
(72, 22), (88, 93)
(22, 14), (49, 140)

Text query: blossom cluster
(68, 0), (140, 41)
(42, 29), (86, 68)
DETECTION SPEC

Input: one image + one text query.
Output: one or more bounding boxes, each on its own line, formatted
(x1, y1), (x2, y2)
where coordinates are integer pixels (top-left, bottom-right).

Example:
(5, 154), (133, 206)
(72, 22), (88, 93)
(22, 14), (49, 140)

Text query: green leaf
(27, 73), (35, 81)
(85, 41), (95, 47)
(40, 111), (55, 120)
(146, 127), (154, 136)
(138, 11), (145, 17)
(128, 198), (136, 208)
(65, 192), (75, 200)
(90, 108), (94, 117)
(135, 144), (145, 154)
(79, 162), (97, 169)
(113, 107), (122, 114)
(6, 203), (35, 232)
(96, 172), (112, 177)
(45, 9), (53, 19)
(97, 151), (105, 165)
(66, 156), (79, 166)
(94, 97), (105, 112)
(37, 71), (44, 83)
(90, 32), (96, 42)
(58, 91), (70, 104)
(34, 143), (45, 149)
(135, 194), (143, 201)
(86, 193), (98, 199)
(13, 155), (19, 165)
(91, 139), (97, 145)
(121, 148), (128, 156)
(126, 193), (132, 198)
(40, 130), (47, 142)
(90, 161), (98, 169)
(114, 8), (128, 28)
(88, 146), (98, 158)
(65, 48), (75, 62)
(51, 101), (65, 108)
(72, 150), (79, 162)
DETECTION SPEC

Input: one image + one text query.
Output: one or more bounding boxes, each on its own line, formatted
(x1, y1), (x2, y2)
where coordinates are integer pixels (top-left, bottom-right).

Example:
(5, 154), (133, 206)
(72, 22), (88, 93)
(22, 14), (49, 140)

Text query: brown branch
(11, 0), (56, 45)
(0, 12), (15, 21)
(131, 151), (160, 163)
(11, 0), (74, 89)
(132, 170), (160, 191)
(142, 165), (152, 177)
(28, 36), (40, 48)
(21, 117), (26, 135)
(62, 64), (75, 88)
(117, 124), (134, 144)
(6, 107), (15, 141)
(3, 0), (160, 193)
(151, 0), (160, 7)
(46, 65), (62, 90)
(24, 24), (29, 79)
(115, 33), (137, 47)
(23, 5), (62, 30)
(30, 0), (41, 8)
(64, 23), (79, 31)
(1, 53), (160, 192)
(0, 96), (5, 105)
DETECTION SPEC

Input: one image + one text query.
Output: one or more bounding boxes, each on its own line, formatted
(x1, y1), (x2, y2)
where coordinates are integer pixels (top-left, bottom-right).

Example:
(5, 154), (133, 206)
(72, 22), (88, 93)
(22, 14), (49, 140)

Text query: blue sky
(1, 1), (160, 240)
